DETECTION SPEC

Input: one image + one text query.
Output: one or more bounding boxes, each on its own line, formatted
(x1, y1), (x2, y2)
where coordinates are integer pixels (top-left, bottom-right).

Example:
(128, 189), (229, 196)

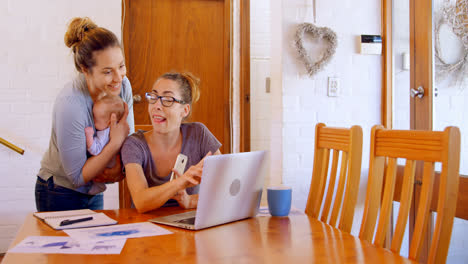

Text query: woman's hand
(172, 151), (212, 188)
(91, 104), (129, 183)
(94, 154), (125, 183)
(108, 102), (130, 149)
(173, 190), (198, 209)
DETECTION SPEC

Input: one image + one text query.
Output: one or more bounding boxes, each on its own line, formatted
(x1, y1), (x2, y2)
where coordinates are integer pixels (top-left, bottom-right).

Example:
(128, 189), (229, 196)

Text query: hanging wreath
(434, 0), (468, 88)
(294, 23), (338, 77)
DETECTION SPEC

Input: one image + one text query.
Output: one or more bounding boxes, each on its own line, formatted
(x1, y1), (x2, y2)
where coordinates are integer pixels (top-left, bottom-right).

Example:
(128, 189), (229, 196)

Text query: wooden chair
(359, 125), (460, 263)
(305, 123), (363, 233)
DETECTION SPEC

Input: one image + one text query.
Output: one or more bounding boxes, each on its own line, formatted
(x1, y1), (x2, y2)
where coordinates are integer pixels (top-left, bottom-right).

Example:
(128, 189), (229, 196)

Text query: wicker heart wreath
(434, 0), (468, 88)
(294, 23), (338, 77)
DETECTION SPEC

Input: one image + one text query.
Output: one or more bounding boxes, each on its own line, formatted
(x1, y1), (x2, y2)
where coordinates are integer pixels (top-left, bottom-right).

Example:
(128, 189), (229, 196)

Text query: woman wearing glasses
(121, 72), (221, 213)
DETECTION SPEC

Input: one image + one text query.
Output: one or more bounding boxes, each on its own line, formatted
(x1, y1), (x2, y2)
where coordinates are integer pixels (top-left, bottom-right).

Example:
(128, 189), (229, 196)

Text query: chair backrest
(359, 125), (460, 263)
(305, 123), (363, 233)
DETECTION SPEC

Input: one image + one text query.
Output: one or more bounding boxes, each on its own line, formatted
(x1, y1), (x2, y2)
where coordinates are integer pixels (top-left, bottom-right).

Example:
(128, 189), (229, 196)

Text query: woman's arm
(125, 161), (203, 213)
(93, 77), (134, 183)
(82, 104), (130, 183)
(55, 96), (117, 188)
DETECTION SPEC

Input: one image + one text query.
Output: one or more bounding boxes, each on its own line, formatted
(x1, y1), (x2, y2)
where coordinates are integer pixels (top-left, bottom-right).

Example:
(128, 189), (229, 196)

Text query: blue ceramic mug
(267, 186), (292, 216)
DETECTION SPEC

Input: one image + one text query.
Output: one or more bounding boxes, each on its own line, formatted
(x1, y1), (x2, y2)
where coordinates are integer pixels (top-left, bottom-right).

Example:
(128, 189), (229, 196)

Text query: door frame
(240, 0), (251, 152)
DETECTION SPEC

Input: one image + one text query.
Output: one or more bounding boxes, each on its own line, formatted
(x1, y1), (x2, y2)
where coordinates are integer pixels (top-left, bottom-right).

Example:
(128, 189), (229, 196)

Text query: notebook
(150, 150), (267, 230)
(33, 209), (118, 230)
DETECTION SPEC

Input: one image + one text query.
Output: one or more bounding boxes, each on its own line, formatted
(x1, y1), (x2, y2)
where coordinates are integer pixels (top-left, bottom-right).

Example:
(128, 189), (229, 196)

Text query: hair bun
(64, 17), (97, 51)
(181, 72), (201, 103)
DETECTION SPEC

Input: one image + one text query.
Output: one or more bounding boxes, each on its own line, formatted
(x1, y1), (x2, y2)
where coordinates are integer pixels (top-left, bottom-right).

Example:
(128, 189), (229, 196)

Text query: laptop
(149, 151), (267, 230)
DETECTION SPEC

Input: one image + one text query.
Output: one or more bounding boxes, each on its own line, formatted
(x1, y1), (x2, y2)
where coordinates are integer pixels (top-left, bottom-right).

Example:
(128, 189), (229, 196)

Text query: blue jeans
(35, 176), (103, 211)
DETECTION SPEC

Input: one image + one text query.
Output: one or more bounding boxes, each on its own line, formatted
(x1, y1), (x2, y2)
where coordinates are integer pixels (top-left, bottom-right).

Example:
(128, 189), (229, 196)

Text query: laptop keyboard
(175, 217), (196, 225)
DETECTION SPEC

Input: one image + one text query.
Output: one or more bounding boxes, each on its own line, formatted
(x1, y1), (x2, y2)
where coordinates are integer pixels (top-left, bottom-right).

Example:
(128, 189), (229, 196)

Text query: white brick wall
(0, 0), (122, 253)
(277, 0), (381, 237)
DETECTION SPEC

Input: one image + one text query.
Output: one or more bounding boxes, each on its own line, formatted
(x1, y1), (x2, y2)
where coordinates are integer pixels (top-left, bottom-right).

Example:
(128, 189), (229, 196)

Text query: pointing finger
(197, 151), (212, 167)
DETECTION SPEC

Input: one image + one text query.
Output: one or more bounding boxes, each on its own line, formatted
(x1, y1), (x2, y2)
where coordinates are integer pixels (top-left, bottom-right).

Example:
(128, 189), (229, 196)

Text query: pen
(60, 216), (93, 226)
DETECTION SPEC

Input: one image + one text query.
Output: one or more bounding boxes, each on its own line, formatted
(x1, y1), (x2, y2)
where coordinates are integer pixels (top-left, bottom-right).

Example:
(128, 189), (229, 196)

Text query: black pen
(60, 216), (93, 226)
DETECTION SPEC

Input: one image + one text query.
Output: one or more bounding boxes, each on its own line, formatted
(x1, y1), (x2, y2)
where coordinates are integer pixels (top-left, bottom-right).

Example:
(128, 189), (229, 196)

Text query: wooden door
(120, 0), (232, 208)
(123, 0), (231, 153)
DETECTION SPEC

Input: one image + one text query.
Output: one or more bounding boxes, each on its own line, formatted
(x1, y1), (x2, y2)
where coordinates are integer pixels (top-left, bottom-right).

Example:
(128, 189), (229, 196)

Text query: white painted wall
(432, 0), (468, 175)
(0, 0), (122, 252)
(250, 0), (272, 187)
(232, 0), (240, 153)
(255, 0), (382, 240)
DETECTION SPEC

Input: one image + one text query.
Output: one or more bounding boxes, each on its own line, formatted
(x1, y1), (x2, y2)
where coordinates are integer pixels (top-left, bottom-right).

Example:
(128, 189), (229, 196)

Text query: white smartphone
(170, 153), (188, 181)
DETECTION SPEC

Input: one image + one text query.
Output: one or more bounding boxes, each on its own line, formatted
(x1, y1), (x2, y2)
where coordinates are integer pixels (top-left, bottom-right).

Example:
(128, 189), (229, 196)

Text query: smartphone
(170, 153), (188, 181)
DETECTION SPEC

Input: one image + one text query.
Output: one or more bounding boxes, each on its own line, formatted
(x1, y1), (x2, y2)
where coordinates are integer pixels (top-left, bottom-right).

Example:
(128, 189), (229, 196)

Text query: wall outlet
(328, 77), (340, 97)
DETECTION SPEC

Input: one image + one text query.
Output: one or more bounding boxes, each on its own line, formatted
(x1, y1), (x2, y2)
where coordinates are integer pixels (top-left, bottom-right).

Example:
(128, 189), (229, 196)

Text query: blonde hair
(64, 17), (121, 73)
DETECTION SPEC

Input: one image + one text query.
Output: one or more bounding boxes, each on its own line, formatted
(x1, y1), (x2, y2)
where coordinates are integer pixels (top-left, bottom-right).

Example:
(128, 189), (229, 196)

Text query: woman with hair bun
(121, 72), (221, 213)
(35, 17), (135, 211)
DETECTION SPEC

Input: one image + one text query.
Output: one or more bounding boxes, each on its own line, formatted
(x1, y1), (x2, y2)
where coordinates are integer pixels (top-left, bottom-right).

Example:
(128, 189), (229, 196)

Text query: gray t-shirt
(37, 74), (135, 195)
(121, 122), (221, 195)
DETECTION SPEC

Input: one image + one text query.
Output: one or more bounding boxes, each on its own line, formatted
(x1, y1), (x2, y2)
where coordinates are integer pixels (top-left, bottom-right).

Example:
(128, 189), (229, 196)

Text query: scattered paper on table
(65, 222), (172, 242)
(257, 206), (305, 217)
(8, 236), (126, 254)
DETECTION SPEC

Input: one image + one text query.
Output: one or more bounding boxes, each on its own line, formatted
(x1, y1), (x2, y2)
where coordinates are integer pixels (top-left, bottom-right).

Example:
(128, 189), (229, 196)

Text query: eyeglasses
(145, 92), (185, 107)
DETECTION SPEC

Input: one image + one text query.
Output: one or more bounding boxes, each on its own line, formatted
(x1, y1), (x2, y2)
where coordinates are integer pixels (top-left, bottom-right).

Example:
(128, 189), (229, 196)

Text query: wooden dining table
(3, 207), (416, 263)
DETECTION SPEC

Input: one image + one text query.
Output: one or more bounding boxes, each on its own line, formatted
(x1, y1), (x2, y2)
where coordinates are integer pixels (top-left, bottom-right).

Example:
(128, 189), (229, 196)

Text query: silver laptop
(149, 151), (267, 230)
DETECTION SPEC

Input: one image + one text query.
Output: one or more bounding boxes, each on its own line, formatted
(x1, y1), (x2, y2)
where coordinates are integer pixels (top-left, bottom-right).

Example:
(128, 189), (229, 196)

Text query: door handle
(133, 94), (142, 103)
(410, 86), (424, 98)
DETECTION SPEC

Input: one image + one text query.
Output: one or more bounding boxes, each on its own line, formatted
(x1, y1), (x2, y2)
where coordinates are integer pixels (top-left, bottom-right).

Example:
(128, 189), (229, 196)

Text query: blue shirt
(38, 74), (135, 194)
